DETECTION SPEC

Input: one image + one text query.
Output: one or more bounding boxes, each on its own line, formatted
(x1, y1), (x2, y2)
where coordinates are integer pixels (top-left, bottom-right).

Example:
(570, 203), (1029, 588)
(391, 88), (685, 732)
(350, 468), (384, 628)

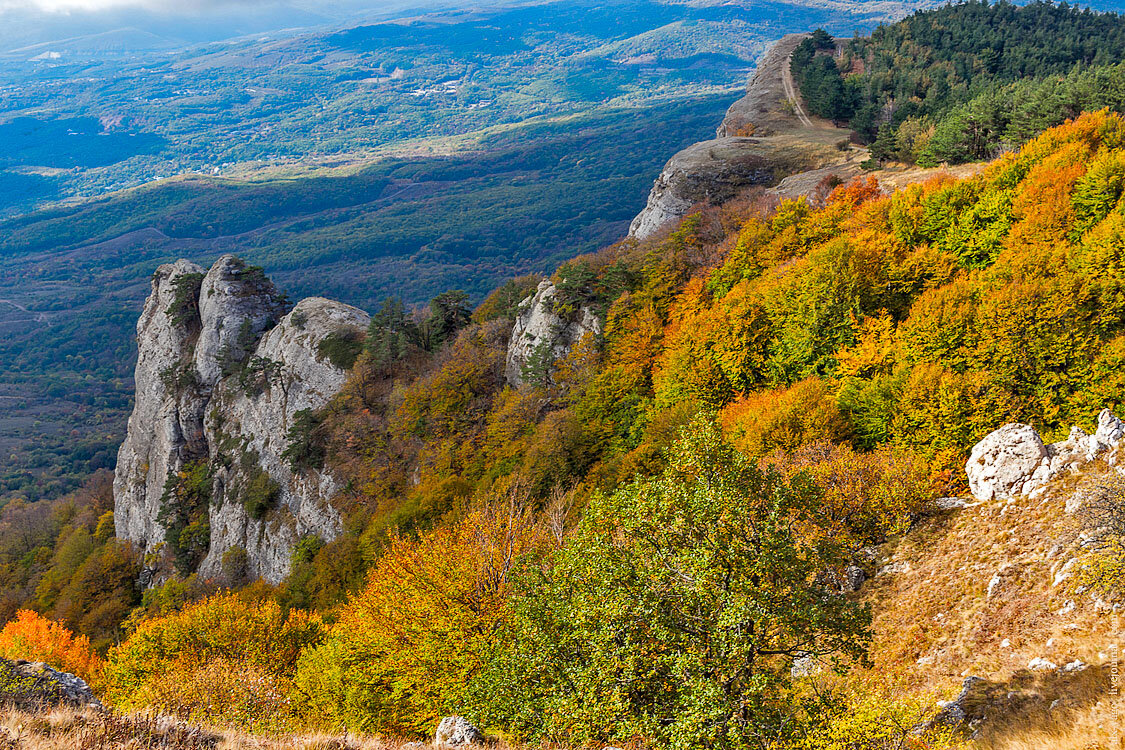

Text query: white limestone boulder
(966, 423), (1047, 501)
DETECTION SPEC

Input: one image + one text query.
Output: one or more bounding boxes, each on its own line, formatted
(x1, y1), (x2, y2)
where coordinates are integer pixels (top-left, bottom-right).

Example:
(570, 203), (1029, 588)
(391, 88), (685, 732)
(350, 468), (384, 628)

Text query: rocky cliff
(112, 259), (209, 549)
(504, 279), (601, 388)
(716, 33), (810, 138)
(114, 256), (369, 583)
(628, 33), (849, 241)
(627, 136), (834, 240)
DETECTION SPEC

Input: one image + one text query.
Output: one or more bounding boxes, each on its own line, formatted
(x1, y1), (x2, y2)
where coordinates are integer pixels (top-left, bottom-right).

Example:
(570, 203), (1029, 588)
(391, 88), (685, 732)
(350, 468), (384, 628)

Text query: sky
(0, 0), (411, 14)
(2, 0), (314, 10)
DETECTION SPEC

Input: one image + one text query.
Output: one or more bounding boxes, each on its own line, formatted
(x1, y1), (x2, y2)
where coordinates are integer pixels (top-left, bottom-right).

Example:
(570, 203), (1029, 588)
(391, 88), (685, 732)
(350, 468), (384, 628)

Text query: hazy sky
(2, 0), (297, 9)
(0, 0), (409, 13)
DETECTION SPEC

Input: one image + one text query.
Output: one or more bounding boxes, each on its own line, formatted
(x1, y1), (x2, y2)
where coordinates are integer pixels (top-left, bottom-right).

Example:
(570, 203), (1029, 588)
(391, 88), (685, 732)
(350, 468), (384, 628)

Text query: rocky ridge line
(628, 33), (851, 241)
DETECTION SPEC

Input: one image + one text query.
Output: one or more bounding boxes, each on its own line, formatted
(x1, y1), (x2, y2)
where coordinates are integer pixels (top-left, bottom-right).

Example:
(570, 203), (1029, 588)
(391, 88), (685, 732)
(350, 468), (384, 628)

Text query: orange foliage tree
(0, 609), (102, 682)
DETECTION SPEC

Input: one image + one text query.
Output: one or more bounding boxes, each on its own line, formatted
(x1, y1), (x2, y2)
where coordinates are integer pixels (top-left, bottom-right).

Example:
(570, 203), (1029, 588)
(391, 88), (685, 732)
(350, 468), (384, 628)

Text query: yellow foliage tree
(101, 592), (322, 733)
(294, 498), (547, 735)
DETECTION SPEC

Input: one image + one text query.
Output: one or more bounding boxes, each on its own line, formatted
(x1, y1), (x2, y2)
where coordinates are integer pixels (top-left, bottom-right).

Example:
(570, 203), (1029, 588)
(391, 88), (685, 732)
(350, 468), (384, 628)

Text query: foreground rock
(505, 279), (600, 388)
(965, 424), (1047, 501)
(114, 255), (369, 583)
(966, 409), (1125, 501)
(434, 715), (483, 747)
(924, 676), (987, 732)
(0, 658), (101, 709)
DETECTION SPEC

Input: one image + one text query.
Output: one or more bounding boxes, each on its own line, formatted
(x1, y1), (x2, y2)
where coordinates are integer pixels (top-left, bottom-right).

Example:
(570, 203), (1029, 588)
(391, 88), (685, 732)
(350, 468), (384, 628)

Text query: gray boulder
(926, 676), (986, 730)
(435, 716), (483, 748)
(4, 659), (102, 709)
(966, 410), (1125, 501)
(843, 564), (867, 593)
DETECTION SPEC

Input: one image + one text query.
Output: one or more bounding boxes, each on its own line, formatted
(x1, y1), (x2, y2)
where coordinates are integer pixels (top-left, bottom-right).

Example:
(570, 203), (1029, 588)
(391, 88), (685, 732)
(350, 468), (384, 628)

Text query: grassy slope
(863, 453), (1123, 749)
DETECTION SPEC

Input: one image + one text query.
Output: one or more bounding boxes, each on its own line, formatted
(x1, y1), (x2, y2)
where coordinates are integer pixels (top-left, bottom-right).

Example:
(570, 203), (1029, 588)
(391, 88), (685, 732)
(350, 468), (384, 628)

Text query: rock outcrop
(113, 259), (209, 548)
(193, 255), (289, 389)
(628, 34), (846, 241)
(926, 676), (987, 731)
(628, 137), (810, 240)
(505, 279), (600, 388)
(1, 659), (101, 709)
(966, 409), (1125, 501)
(199, 297), (368, 582)
(434, 716), (483, 748)
(114, 257), (369, 583)
(965, 423), (1048, 501)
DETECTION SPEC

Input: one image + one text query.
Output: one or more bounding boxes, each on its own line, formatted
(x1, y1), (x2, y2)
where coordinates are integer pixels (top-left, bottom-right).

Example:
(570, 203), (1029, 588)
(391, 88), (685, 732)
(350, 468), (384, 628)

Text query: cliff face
(504, 279), (601, 388)
(112, 259), (208, 548)
(627, 137), (820, 240)
(716, 33), (811, 138)
(114, 256), (369, 584)
(628, 33), (850, 241)
(193, 254), (289, 390)
(200, 297), (369, 582)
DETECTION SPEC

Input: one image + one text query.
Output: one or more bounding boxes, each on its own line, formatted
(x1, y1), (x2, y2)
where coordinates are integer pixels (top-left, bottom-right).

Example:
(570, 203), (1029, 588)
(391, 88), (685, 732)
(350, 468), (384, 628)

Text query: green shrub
(473, 419), (870, 749)
(166, 272), (204, 328)
(282, 409), (326, 474)
(241, 470), (279, 520)
(317, 328), (364, 370)
(156, 461), (213, 574)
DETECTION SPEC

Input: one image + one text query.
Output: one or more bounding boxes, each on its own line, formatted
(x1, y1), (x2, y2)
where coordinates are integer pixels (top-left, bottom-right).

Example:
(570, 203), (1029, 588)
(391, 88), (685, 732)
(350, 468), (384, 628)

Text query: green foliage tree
(365, 297), (416, 371)
(520, 337), (556, 390)
(827, 1), (1125, 149)
(166, 272), (204, 328)
(424, 291), (472, 350)
(241, 469), (280, 520)
(474, 419), (870, 749)
(156, 461), (213, 574)
(282, 409), (326, 474)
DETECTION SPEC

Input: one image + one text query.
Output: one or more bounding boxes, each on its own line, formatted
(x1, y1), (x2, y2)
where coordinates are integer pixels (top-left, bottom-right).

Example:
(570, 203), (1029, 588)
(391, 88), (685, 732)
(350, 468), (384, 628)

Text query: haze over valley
(0, 0), (928, 500)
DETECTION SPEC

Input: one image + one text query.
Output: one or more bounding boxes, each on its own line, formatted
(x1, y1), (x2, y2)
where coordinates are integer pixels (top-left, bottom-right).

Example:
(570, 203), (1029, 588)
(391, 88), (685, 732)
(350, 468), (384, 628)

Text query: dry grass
(0, 706), (435, 750)
(980, 701), (1124, 750)
(856, 446), (1125, 749)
